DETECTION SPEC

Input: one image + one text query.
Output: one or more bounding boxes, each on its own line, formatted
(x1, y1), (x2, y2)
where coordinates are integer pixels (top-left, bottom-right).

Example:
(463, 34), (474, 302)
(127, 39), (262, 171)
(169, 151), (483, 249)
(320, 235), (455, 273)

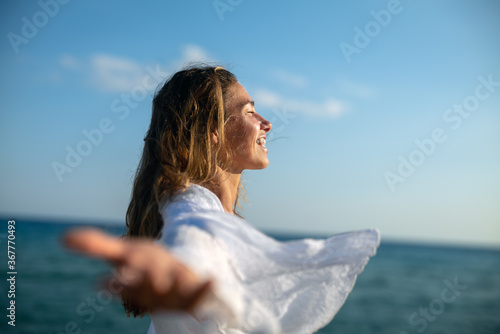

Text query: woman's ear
(211, 131), (218, 145)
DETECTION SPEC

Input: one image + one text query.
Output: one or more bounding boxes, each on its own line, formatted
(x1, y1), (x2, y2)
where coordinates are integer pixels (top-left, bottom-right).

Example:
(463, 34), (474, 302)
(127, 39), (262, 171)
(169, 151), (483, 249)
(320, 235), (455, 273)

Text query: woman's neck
(205, 167), (241, 214)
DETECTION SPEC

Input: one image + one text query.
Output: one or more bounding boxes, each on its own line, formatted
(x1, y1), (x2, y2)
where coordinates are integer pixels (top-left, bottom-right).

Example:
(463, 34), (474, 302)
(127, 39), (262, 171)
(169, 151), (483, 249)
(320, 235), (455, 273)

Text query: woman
(65, 65), (380, 333)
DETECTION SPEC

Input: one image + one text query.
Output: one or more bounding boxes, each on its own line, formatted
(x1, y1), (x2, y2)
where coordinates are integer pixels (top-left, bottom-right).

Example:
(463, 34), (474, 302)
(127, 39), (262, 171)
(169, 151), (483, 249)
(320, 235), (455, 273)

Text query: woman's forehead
(226, 82), (254, 111)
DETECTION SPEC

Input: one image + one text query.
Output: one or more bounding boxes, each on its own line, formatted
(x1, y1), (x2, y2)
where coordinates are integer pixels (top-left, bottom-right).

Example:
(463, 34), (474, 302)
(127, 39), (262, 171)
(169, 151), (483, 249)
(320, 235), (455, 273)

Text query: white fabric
(147, 184), (380, 334)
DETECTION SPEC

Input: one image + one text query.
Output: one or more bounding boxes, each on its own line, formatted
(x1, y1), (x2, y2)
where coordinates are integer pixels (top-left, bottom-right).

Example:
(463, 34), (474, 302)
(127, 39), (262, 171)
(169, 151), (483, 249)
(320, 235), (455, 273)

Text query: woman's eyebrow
(238, 100), (255, 109)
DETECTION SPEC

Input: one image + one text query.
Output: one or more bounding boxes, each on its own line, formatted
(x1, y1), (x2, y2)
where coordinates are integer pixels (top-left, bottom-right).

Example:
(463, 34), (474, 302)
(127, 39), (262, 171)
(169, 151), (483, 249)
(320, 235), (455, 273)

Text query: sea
(0, 219), (499, 334)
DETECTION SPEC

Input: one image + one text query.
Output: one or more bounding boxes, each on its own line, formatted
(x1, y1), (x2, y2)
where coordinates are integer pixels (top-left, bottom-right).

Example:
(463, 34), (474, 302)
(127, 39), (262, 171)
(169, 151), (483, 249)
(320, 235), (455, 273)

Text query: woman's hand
(62, 228), (213, 314)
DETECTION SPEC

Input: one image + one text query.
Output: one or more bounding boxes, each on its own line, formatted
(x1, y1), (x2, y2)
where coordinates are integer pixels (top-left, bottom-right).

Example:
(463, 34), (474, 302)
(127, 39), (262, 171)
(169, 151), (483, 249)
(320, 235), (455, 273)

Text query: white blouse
(147, 184), (380, 334)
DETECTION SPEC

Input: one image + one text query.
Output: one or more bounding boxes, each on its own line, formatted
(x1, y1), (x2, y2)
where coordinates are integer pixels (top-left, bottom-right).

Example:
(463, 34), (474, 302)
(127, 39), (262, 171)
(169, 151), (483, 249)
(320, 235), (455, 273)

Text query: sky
(0, 0), (499, 248)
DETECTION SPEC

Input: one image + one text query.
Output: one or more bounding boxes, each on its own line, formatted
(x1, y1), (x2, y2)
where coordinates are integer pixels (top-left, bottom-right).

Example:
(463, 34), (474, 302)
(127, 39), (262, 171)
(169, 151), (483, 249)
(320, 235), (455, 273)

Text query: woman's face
(223, 82), (272, 173)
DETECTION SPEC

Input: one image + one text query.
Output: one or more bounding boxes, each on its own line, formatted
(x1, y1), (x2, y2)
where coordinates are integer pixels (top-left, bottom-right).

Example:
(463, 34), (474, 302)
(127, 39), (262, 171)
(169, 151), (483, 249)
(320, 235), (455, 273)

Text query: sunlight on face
(224, 82), (272, 173)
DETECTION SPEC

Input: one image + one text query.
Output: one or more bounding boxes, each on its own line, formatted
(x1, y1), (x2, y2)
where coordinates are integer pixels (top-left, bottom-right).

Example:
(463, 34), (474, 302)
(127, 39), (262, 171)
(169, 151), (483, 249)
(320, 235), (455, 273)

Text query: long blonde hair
(123, 65), (241, 316)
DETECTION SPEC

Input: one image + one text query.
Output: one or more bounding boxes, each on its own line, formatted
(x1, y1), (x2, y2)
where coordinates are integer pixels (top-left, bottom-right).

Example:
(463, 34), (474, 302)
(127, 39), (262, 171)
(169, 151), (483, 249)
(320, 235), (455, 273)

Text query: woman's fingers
(115, 264), (144, 288)
(62, 228), (126, 263)
(149, 264), (175, 294)
(62, 228), (214, 313)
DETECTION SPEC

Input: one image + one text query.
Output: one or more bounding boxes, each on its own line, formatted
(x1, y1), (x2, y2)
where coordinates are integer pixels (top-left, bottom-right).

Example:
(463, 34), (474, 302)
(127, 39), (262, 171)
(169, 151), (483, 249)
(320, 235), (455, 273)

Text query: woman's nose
(260, 116), (272, 133)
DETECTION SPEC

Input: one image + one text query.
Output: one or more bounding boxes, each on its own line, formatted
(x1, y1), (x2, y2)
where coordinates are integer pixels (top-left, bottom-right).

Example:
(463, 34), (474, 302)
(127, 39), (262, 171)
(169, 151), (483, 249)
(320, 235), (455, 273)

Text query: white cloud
(254, 89), (282, 108)
(336, 79), (377, 99)
(57, 44), (215, 93)
(253, 88), (347, 118)
(182, 44), (212, 63)
(90, 54), (145, 92)
(59, 54), (82, 70)
(172, 44), (215, 69)
(269, 69), (308, 88)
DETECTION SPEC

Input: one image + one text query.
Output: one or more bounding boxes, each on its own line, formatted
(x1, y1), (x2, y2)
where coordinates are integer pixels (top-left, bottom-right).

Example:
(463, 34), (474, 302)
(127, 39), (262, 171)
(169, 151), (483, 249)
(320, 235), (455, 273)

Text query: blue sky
(1, 0), (499, 247)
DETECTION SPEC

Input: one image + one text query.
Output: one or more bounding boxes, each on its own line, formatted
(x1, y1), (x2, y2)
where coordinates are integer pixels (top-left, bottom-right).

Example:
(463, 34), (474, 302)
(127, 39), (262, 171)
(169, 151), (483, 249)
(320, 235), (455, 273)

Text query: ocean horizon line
(2, 214), (499, 252)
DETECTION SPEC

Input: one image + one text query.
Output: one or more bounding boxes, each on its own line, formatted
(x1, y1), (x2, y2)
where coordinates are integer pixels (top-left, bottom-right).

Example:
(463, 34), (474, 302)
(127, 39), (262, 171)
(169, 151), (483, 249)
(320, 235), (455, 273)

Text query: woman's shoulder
(160, 184), (224, 217)
(158, 184), (242, 237)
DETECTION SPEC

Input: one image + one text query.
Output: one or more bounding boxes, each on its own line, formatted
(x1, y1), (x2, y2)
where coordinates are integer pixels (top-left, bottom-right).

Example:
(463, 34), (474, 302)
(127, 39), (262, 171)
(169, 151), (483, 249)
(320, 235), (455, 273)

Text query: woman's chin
(233, 157), (270, 172)
(254, 159), (269, 170)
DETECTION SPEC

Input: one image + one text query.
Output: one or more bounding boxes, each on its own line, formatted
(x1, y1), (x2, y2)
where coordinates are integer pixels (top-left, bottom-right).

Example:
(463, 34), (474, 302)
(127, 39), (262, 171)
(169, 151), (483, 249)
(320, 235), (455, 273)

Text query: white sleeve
(157, 216), (281, 334)
(151, 207), (380, 334)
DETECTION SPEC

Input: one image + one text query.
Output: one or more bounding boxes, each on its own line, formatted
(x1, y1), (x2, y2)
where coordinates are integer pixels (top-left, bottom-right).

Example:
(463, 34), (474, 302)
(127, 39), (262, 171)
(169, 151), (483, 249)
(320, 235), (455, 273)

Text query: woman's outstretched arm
(62, 228), (213, 314)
